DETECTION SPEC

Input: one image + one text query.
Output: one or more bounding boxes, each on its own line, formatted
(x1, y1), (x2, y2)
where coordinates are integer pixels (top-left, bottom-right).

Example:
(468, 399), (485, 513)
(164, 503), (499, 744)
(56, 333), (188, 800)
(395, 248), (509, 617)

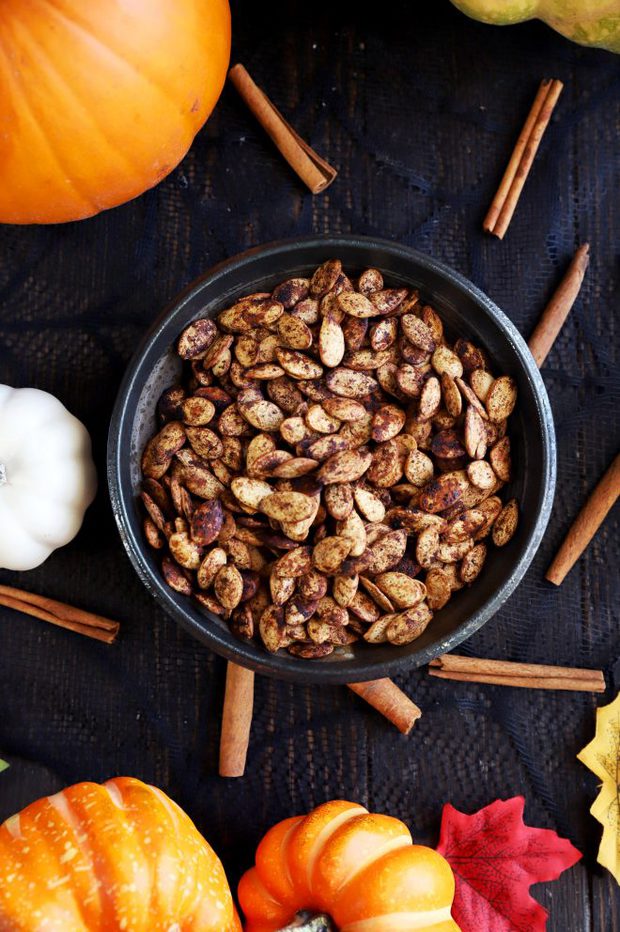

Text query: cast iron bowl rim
(108, 234), (556, 684)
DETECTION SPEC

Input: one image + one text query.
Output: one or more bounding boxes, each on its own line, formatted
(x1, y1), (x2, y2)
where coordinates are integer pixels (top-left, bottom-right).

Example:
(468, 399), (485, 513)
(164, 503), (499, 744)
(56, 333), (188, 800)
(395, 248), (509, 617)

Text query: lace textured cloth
(0, 1), (618, 927)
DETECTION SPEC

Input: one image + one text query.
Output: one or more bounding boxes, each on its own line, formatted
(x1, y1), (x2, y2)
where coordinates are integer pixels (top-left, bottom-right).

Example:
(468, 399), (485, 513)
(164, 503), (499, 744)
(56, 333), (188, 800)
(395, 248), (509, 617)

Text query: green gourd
(450, 0), (620, 53)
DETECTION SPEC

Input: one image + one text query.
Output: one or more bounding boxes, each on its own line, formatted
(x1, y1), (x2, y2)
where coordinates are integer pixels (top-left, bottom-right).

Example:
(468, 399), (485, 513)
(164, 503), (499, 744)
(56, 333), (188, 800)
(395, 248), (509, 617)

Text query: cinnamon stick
(347, 678), (422, 734)
(0, 585), (120, 644)
(528, 244), (590, 367)
(219, 662), (255, 777)
(0, 584), (119, 644)
(484, 78), (563, 239)
(483, 80), (553, 235)
(429, 669), (604, 692)
(546, 453), (620, 586)
(0, 585), (119, 632)
(430, 654), (604, 683)
(228, 63), (337, 195)
(430, 654), (604, 692)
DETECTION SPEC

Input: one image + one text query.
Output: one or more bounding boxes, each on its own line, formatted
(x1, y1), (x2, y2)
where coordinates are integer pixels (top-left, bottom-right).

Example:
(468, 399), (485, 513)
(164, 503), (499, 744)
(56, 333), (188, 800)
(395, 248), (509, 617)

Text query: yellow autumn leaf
(577, 692), (620, 884)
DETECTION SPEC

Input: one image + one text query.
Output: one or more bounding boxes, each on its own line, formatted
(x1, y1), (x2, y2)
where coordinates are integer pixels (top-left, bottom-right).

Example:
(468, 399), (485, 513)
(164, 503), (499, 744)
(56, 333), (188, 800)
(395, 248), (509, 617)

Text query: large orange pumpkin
(0, 777), (241, 931)
(0, 0), (231, 224)
(238, 800), (460, 931)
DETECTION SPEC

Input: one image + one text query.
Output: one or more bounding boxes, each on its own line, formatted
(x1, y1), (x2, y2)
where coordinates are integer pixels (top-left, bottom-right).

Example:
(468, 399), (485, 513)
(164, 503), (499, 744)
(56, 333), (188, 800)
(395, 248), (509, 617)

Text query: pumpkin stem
(277, 912), (336, 931)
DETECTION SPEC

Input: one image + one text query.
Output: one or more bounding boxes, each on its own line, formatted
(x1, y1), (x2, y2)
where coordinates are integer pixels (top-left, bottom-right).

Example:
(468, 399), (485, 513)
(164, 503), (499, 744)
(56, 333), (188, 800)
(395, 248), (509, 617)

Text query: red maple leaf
(437, 797), (581, 932)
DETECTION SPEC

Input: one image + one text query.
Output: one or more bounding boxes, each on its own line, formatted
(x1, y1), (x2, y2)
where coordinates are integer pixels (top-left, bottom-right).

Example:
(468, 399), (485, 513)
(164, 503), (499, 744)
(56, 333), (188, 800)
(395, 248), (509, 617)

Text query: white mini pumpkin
(0, 385), (97, 571)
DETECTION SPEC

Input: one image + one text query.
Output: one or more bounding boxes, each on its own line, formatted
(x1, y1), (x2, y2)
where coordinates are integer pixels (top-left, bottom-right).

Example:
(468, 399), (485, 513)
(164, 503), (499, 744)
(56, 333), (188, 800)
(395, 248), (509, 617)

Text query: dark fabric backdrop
(0, 1), (618, 927)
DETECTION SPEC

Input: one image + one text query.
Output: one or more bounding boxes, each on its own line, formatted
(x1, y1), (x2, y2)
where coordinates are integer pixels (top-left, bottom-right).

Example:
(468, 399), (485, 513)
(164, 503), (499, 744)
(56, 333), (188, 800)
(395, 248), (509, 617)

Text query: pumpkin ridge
(3, 814), (22, 840)
(46, 789), (105, 926)
(256, 816), (302, 902)
(246, 868), (285, 909)
(4, 492), (83, 554)
(9, 471), (90, 503)
(147, 784), (184, 829)
(138, 782), (185, 918)
(342, 906), (455, 931)
(6, 4), (145, 183)
(34, 0), (203, 117)
(0, 504), (53, 566)
(245, 815), (306, 921)
(333, 834), (412, 896)
(0, 14), (97, 213)
(64, 783), (151, 928)
(124, 781), (186, 921)
(303, 807), (366, 893)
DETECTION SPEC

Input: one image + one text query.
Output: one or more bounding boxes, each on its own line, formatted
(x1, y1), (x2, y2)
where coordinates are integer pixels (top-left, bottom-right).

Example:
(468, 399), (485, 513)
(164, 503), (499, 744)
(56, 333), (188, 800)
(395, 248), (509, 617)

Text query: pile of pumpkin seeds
(140, 260), (519, 660)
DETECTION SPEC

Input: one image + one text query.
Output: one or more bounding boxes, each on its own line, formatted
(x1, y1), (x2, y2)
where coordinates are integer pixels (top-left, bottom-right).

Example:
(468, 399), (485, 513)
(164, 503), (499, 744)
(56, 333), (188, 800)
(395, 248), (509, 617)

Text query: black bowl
(108, 235), (556, 684)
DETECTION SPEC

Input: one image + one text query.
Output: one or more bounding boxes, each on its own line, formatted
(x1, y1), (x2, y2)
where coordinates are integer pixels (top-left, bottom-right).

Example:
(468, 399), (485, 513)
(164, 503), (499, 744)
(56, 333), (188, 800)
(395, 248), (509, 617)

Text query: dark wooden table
(1, 1), (618, 927)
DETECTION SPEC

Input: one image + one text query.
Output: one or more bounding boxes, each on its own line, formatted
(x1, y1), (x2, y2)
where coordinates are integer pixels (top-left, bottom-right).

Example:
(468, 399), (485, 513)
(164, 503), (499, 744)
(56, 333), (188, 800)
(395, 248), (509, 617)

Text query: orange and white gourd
(0, 777), (241, 931)
(238, 800), (460, 931)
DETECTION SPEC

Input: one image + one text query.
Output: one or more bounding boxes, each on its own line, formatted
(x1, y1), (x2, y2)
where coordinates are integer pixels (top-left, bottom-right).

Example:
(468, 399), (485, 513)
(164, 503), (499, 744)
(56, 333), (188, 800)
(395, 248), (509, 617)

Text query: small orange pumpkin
(238, 800), (460, 931)
(0, 777), (241, 931)
(0, 0), (231, 224)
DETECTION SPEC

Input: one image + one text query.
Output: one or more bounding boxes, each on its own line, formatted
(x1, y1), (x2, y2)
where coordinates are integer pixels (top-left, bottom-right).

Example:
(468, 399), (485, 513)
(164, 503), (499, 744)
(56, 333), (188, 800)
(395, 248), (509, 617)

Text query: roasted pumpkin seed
(196, 547), (228, 590)
(491, 498), (519, 546)
(277, 314), (313, 350)
(489, 436), (512, 482)
(460, 542), (487, 583)
(260, 491), (315, 522)
(486, 376), (517, 422)
(362, 529), (407, 575)
(467, 460), (496, 490)
(386, 603), (432, 644)
(326, 368), (378, 398)
(354, 486), (386, 522)
(177, 318), (217, 359)
(312, 536), (353, 574)
(401, 315), (435, 353)
(375, 573), (426, 609)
